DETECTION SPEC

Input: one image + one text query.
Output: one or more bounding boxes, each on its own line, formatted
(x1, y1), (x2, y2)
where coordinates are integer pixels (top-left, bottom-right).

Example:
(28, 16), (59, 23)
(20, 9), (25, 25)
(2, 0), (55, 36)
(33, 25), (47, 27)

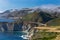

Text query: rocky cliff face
(0, 22), (23, 32)
(0, 19), (32, 32)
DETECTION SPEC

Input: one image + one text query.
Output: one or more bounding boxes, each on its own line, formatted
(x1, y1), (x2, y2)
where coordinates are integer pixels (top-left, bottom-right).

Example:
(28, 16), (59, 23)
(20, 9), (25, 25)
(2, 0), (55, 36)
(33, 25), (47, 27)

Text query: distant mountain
(0, 8), (34, 18)
(0, 5), (60, 24)
(0, 6), (60, 17)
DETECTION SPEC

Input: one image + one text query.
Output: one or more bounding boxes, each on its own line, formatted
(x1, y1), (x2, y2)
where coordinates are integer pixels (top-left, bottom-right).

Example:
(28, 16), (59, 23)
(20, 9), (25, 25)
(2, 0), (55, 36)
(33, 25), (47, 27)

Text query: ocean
(0, 31), (27, 40)
(0, 19), (27, 40)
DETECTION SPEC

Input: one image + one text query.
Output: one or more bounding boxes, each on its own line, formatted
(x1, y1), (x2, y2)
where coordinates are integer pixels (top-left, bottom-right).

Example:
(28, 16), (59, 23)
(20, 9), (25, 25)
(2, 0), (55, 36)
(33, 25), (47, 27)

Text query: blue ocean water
(0, 31), (27, 40)
(0, 19), (27, 40)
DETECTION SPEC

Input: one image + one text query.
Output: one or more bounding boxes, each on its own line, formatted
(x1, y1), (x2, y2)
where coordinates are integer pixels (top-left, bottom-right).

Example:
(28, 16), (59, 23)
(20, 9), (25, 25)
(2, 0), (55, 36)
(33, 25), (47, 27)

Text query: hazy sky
(0, 0), (60, 12)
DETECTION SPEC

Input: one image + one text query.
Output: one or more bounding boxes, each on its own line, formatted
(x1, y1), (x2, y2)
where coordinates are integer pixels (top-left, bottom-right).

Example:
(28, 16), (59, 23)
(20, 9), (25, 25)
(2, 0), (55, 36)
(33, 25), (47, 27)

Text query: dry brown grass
(34, 26), (60, 32)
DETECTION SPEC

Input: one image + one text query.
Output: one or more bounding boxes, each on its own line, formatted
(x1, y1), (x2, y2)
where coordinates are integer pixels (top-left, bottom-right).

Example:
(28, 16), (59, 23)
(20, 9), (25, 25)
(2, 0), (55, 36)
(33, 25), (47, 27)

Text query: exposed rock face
(7, 23), (14, 31)
(0, 20), (31, 32)
(2, 23), (8, 31)
(0, 22), (23, 32)
(13, 23), (23, 31)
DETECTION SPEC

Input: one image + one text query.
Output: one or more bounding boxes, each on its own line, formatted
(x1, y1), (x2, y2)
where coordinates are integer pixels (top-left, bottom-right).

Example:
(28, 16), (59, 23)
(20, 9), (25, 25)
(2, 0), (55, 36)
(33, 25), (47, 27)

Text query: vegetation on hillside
(47, 18), (60, 26)
(23, 11), (42, 22)
(32, 30), (60, 40)
(22, 10), (60, 40)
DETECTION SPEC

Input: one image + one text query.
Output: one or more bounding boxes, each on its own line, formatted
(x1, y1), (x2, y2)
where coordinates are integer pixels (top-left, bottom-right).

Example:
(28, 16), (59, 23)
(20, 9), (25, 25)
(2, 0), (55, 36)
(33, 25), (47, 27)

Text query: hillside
(23, 11), (57, 24)
(47, 18), (60, 26)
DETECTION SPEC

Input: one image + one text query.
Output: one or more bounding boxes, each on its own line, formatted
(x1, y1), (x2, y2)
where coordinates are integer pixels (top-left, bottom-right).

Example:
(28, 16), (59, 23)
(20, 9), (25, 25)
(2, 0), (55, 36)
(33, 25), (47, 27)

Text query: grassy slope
(32, 31), (59, 40)
(23, 12), (42, 22)
(47, 18), (60, 26)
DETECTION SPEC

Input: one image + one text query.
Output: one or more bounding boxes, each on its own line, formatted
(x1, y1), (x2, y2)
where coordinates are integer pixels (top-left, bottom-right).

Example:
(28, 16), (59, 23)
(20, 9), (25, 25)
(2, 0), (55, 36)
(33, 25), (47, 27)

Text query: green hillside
(32, 31), (59, 40)
(23, 12), (42, 22)
(47, 18), (60, 26)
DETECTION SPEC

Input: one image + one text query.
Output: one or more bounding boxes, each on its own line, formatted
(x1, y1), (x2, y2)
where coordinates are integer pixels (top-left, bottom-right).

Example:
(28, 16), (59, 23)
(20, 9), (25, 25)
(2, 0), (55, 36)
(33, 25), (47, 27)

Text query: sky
(0, 0), (60, 12)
